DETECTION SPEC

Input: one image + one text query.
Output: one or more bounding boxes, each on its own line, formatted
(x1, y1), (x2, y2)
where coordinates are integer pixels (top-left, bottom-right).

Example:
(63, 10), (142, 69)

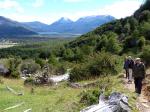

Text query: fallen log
(6, 86), (24, 96)
(23, 108), (32, 112)
(3, 102), (25, 111)
(81, 92), (131, 112)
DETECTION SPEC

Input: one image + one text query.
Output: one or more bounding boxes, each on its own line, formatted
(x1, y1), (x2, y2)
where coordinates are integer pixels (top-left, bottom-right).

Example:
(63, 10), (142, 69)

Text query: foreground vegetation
(0, 74), (139, 112)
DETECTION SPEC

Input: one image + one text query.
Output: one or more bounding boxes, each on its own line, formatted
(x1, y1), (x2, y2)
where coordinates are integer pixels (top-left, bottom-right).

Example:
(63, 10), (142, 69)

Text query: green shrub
(21, 60), (40, 74)
(8, 58), (21, 78)
(11, 70), (20, 78)
(91, 52), (122, 75)
(80, 89), (100, 106)
(0, 77), (4, 84)
(39, 51), (51, 59)
(69, 52), (122, 82)
(96, 32), (121, 54)
(62, 48), (74, 61)
(138, 36), (146, 49)
(24, 77), (34, 85)
(139, 22), (150, 40)
(48, 55), (58, 66)
(35, 58), (46, 68)
(140, 45), (150, 67)
(55, 65), (66, 75)
(69, 65), (89, 82)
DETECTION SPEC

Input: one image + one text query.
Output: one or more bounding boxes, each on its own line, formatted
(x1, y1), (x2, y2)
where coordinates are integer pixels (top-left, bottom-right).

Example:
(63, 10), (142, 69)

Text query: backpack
(128, 60), (134, 68)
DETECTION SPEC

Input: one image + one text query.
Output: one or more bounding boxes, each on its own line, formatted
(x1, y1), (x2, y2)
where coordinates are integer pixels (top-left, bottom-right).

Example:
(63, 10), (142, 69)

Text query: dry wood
(6, 86), (23, 96)
(3, 102), (25, 111)
(23, 108), (32, 112)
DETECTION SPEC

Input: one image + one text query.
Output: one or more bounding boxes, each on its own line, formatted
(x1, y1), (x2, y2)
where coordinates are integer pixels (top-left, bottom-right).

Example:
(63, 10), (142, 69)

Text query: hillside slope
(22, 21), (49, 32)
(66, 0), (150, 54)
(0, 16), (37, 37)
(56, 0), (150, 82)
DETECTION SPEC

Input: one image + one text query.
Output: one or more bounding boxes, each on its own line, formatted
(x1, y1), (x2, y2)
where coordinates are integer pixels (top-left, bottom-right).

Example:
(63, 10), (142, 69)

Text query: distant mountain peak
(48, 15), (115, 34)
(57, 17), (73, 23)
(20, 15), (116, 34)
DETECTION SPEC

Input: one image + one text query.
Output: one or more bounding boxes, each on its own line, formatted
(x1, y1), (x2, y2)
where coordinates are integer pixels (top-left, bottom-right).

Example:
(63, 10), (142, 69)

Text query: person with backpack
(133, 58), (146, 96)
(123, 57), (129, 79)
(127, 56), (134, 83)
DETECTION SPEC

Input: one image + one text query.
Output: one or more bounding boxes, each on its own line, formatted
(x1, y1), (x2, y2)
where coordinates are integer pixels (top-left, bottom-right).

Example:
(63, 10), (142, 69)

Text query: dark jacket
(133, 63), (146, 79)
(124, 59), (134, 69)
(128, 59), (134, 69)
(124, 60), (129, 69)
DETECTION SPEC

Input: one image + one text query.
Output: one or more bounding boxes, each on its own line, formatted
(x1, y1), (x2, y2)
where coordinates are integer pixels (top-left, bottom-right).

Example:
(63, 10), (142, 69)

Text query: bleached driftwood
(81, 92), (131, 112)
(23, 108), (32, 112)
(3, 102), (25, 111)
(6, 86), (24, 96)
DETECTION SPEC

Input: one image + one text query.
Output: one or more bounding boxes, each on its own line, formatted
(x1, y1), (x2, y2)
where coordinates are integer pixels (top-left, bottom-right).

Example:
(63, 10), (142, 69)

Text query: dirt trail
(123, 69), (150, 112)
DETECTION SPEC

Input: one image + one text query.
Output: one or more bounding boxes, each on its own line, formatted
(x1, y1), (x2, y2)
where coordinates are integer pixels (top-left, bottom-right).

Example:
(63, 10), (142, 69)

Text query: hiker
(123, 57), (129, 79)
(127, 56), (134, 83)
(133, 58), (146, 96)
(123, 56), (134, 83)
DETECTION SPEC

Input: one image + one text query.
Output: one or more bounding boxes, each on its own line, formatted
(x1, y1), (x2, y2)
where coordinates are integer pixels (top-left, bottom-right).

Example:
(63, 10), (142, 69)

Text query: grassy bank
(0, 78), (82, 112)
(0, 74), (139, 112)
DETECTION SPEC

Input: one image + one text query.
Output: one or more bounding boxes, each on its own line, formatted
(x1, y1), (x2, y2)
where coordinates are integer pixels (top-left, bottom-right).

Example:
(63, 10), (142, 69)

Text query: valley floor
(0, 43), (17, 49)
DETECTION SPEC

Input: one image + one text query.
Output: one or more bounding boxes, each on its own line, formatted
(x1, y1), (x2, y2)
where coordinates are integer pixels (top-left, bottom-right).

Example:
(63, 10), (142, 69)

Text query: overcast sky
(0, 0), (144, 24)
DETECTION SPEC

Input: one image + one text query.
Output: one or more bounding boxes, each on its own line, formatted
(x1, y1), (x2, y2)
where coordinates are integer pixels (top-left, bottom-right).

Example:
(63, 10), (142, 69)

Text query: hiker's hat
(128, 56), (132, 59)
(135, 58), (141, 61)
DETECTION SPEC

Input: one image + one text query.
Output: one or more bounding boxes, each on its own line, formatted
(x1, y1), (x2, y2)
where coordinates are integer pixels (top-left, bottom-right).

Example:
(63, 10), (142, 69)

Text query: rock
(0, 64), (10, 77)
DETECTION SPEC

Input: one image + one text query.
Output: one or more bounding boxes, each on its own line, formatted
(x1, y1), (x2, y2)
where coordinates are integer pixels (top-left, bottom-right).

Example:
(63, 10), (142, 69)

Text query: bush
(88, 52), (122, 76)
(138, 36), (146, 49)
(21, 60), (40, 74)
(11, 70), (20, 78)
(35, 58), (46, 68)
(140, 22), (150, 40)
(0, 77), (4, 84)
(55, 65), (66, 75)
(8, 58), (21, 78)
(69, 52), (122, 82)
(69, 65), (89, 82)
(80, 89), (100, 105)
(48, 55), (58, 66)
(96, 32), (121, 54)
(39, 51), (51, 59)
(24, 77), (34, 85)
(140, 45), (150, 67)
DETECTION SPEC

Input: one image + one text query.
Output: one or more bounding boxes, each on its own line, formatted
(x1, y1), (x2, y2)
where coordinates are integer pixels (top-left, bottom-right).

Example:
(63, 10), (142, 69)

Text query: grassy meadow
(0, 78), (82, 112)
(0, 74), (139, 112)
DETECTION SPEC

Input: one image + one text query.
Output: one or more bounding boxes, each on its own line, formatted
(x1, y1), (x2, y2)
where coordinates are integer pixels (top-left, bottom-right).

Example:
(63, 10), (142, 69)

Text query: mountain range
(0, 16), (37, 37)
(0, 15), (115, 37)
(23, 15), (115, 34)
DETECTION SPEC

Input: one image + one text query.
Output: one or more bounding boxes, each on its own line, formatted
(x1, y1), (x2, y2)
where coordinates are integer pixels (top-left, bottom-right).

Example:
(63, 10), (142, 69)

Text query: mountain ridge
(23, 15), (115, 34)
(0, 16), (37, 37)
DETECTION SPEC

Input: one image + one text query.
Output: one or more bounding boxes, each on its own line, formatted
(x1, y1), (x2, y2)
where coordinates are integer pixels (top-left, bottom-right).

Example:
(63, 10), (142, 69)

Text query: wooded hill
(58, 0), (150, 81)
